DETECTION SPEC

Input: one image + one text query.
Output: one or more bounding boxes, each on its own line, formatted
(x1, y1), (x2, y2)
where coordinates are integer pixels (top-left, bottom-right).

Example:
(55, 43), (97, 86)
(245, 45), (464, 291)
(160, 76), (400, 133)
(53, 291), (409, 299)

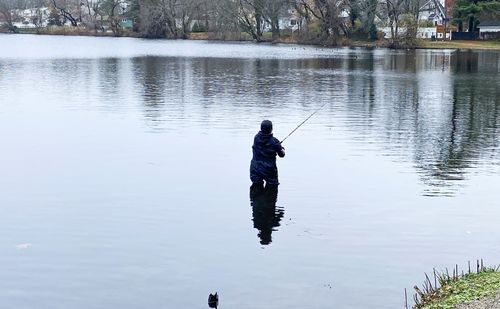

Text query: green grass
(420, 270), (500, 309)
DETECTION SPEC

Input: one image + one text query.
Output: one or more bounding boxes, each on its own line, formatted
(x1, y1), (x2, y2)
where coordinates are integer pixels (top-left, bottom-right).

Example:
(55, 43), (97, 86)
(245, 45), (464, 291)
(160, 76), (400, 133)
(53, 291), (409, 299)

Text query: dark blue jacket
(252, 131), (285, 163)
(250, 131), (285, 185)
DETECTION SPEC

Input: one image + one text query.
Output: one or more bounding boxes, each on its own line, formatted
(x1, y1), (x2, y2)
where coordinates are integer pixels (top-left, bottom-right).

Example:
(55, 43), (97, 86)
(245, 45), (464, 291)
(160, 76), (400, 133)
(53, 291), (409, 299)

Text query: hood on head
(260, 120), (273, 134)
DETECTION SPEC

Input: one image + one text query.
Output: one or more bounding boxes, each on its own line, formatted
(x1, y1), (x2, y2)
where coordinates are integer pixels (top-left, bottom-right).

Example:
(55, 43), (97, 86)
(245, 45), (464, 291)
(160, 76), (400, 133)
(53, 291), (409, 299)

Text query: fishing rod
(280, 101), (329, 144)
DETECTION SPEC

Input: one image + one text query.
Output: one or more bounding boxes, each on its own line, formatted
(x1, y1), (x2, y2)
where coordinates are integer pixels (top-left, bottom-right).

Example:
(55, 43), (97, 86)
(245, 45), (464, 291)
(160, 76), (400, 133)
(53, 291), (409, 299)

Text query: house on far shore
(419, 0), (446, 25)
(120, 17), (133, 29)
(10, 7), (49, 29)
(260, 8), (301, 33)
(478, 20), (500, 39)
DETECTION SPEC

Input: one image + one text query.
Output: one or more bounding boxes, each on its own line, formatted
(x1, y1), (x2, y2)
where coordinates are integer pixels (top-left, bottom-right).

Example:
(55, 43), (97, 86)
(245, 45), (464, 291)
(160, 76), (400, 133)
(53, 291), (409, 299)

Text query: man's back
(252, 131), (284, 163)
(250, 120), (285, 186)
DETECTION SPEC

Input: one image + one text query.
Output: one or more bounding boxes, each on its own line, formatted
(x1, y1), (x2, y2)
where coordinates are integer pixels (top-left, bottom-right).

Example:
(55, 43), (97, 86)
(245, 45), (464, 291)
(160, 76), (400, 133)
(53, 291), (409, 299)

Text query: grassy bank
(4, 27), (138, 37)
(416, 39), (500, 50)
(146, 32), (500, 50)
(413, 263), (500, 309)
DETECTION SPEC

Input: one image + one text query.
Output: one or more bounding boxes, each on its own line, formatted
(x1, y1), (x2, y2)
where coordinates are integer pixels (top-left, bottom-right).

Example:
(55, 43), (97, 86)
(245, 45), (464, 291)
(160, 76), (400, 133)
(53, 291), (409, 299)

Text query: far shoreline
(2, 29), (500, 51)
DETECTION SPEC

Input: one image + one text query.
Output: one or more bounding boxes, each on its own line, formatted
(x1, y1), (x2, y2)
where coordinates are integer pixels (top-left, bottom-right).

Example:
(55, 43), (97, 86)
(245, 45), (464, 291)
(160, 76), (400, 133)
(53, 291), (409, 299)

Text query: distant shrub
(419, 20), (435, 27)
(191, 22), (207, 33)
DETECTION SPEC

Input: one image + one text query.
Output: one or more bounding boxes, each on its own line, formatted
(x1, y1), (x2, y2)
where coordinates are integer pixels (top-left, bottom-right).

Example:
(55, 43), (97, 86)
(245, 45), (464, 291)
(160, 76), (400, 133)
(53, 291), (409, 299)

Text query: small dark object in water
(208, 292), (218, 308)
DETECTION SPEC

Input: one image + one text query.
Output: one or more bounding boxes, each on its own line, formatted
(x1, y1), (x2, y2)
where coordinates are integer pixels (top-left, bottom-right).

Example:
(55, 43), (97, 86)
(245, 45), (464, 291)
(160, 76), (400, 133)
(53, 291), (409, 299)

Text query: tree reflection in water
(128, 50), (499, 196)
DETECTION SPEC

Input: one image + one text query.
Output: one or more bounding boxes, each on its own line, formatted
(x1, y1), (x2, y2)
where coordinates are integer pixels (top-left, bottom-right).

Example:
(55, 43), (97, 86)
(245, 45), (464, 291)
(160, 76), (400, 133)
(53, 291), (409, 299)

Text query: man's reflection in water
(250, 184), (284, 245)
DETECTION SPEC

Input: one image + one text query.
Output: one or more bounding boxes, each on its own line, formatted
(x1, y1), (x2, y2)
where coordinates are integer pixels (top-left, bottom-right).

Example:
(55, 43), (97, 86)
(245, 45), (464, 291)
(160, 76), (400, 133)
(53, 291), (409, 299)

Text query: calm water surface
(1, 34), (500, 309)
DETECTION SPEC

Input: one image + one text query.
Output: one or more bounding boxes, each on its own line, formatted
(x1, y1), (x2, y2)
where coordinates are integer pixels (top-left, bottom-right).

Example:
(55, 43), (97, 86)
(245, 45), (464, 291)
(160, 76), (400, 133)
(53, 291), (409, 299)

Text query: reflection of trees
(383, 50), (418, 73)
(451, 50), (479, 73)
(133, 57), (167, 125)
(344, 51), (376, 131)
(414, 51), (499, 195)
(97, 58), (120, 105)
(377, 51), (499, 195)
(341, 50), (499, 195)
(132, 57), (190, 128)
(127, 53), (499, 195)
(131, 57), (333, 129)
(190, 57), (339, 111)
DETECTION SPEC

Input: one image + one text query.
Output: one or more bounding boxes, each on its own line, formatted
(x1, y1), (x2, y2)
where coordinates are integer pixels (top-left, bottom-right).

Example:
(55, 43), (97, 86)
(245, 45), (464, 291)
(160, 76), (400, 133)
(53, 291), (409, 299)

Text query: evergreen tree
(453, 0), (500, 32)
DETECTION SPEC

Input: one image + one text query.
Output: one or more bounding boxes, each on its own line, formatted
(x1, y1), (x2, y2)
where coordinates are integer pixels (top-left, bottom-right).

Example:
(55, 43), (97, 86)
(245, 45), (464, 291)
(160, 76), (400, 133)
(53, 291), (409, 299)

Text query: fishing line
(280, 101), (329, 144)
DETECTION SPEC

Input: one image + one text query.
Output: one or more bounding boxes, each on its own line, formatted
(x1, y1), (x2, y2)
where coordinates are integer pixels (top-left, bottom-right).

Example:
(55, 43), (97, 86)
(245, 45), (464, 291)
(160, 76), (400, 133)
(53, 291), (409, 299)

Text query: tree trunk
(51, 0), (78, 26)
(271, 16), (279, 40)
(255, 12), (263, 38)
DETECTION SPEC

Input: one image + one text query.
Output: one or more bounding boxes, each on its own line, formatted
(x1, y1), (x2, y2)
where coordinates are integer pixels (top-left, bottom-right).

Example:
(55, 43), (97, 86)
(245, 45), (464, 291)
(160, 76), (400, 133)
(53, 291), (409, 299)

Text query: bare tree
(31, 6), (45, 32)
(101, 0), (126, 35)
(235, 0), (292, 41)
(139, 0), (180, 38)
(47, 5), (63, 26)
(140, 0), (204, 38)
(139, 0), (166, 37)
(163, 0), (178, 38)
(262, 0), (292, 39)
(211, 0), (241, 38)
(178, 0), (201, 38)
(0, 0), (15, 30)
(51, 0), (80, 26)
(294, 0), (350, 45)
(237, 0), (263, 41)
(81, 0), (103, 32)
(379, 0), (422, 47)
(403, 0), (425, 44)
(383, 0), (404, 42)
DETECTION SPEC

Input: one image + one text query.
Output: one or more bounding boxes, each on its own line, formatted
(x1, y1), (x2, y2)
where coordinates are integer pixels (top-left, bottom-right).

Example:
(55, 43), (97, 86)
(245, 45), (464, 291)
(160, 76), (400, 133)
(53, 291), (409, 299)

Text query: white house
(419, 0), (446, 25)
(262, 9), (301, 32)
(11, 7), (49, 28)
(478, 20), (500, 33)
(380, 27), (438, 39)
(478, 20), (500, 39)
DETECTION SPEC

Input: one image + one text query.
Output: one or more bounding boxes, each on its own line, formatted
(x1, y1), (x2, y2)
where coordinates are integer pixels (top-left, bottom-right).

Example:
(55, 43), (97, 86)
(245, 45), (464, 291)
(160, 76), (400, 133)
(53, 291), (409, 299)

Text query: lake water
(1, 34), (499, 309)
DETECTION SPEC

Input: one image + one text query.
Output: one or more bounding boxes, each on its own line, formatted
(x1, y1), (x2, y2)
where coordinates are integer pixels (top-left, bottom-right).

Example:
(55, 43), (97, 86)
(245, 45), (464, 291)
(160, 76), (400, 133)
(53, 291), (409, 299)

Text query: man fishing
(250, 120), (285, 188)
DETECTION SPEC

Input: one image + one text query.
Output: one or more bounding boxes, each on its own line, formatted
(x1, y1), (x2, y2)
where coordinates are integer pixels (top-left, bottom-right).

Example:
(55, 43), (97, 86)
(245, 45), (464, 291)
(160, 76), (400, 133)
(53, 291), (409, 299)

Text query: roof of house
(479, 20), (500, 27)
(419, 0), (446, 20)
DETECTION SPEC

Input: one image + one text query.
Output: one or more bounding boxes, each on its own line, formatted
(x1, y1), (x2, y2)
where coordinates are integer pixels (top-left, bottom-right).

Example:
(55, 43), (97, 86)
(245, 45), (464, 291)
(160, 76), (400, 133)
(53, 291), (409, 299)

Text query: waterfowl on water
(208, 292), (218, 308)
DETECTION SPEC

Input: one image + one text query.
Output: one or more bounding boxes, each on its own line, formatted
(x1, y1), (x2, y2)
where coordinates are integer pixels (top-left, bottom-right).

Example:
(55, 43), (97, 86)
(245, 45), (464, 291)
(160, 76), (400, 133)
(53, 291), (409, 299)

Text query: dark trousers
(250, 159), (279, 186)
